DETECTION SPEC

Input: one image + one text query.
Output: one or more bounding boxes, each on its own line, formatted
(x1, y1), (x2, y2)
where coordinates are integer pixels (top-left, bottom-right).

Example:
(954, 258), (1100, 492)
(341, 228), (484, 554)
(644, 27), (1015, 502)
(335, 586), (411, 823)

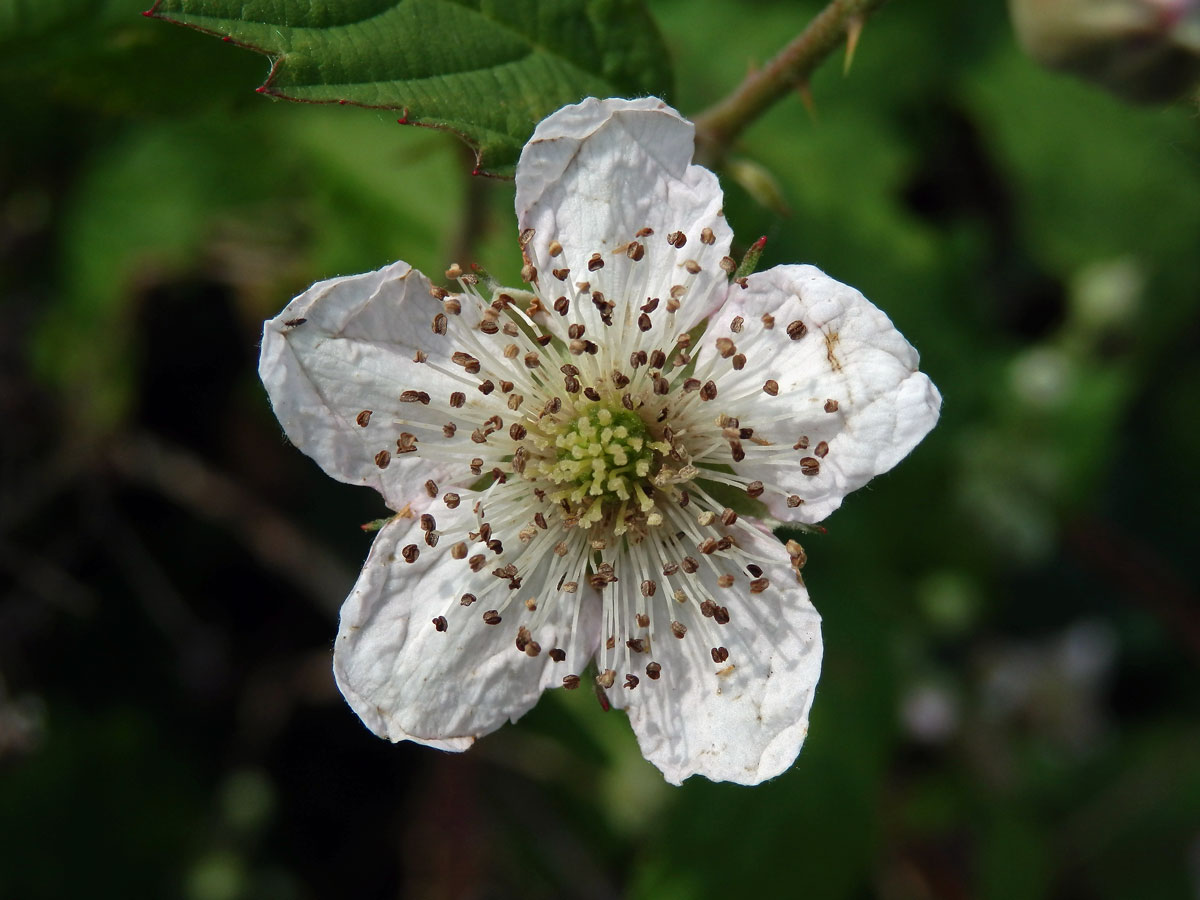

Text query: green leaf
(147, 0), (674, 174)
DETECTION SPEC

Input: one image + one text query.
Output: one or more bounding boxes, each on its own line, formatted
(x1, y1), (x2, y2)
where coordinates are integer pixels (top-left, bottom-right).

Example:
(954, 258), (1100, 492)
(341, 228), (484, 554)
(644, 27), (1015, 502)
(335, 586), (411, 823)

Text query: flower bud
(1008, 0), (1200, 102)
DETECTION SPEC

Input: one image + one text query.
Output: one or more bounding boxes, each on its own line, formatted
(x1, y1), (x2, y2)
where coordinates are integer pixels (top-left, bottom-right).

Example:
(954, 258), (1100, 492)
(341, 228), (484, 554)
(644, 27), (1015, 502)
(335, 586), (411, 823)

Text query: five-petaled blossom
(259, 97), (941, 785)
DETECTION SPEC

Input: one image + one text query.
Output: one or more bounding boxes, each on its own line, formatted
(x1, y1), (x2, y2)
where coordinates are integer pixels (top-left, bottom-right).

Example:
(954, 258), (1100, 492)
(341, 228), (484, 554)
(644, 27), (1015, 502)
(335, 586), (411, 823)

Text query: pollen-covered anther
(596, 669), (616, 689)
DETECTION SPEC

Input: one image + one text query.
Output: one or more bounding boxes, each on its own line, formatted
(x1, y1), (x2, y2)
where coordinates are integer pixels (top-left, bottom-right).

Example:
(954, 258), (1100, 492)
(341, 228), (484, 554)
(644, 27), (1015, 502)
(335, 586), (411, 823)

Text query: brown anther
(621, 393), (634, 409)
(646, 661), (662, 680)
(450, 542), (468, 560)
(587, 253), (604, 271)
(700, 380), (718, 400)
(499, 380), (514, 393)
(544, 648), (564, 663)
(509, 423), (528, 440)
(787, 495), (803, 507)
(681, 556), (699, 573)
(700, 227), (716, 245)
(623, 674), (640, 689)
(667, 230), (687, 248)
(442, 423), (458, 439)
(400, 390), (430, 404)
(715, 337), (736, 358)
(596, 669), (616, 689)
(637, 312), (652, 332)
(478, 380), (495, 395)
(626, 638), (646, 653)
(684, 259), (702, 274)
(432, 313), (448, 335)
(563, 674), (581, 689)
(396, 433), (418, 454)
(612, 370), (630, 388)
(814, 440), (829, 458)
(700, 600), (718, 618)
(430, 286), (449, 300)
(635, 613), (650, 629)
(717, 574), (735, 588)
(468, 554), (486, 572)
(356, 410), (373, 427)
(763, 379), (780, 396)
(515, 626), (532, 652)
(482, 609), (502, 626)
(824, 399), (839, 413)
(548, 239), (563, 257)
(525, 642), (541, 658)
(432, 615), (448, 632)
(640, 579), (657, 597)
(449, 391), (466, 408)
(552, 296), (570, 316)
(729, 440), (745, 462)
(374, 449), (393, 469)
(713, 606), (731, 625)
(507, 394), (525, 412)
(800, 457), (821, 476)
(786, 320), (808, 340)
(470, 458), (484, 475)
(719, 256), (736, 273)
(720, 508), (738, 526)
(652, 374), (669, 395)
(750, 577), (770, 594)
(520, 263), (537, 283)
(523, 351), (540, 368)
(419, 514), (435, 532)
(746, 481), (765, 497)
(711, 646), (730, 664)
(401, 544), (420, 564)
(443, 297), (461, 315)
(761, 314), (775, 329)
(730, 316), (744, 334)
(478, 320), (499, 335)
(443, 492), (461, 509)
(470, 428), (487, 444)
(793, 436), (810, 450)
(662, 562), (679, 576)
(627, 241), (645, 261)
(670, 621), (687, 639)
(459, 592), (476, 607)
(681, 378), (701, 393)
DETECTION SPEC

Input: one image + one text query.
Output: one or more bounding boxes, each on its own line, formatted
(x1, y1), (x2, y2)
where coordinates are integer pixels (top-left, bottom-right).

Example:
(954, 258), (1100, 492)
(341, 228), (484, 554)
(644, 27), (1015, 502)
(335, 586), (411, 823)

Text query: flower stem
(693, 0), (891, 161)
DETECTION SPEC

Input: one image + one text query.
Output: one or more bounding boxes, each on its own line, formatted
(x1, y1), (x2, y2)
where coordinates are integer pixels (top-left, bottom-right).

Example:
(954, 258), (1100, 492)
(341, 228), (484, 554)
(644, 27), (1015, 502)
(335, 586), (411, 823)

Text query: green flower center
(538, 404), (668, 528)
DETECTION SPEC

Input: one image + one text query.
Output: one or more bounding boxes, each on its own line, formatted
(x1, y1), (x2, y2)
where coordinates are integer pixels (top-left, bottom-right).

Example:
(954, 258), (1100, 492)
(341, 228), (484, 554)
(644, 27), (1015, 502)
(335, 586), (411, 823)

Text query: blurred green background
(2, 1), (1199, 898)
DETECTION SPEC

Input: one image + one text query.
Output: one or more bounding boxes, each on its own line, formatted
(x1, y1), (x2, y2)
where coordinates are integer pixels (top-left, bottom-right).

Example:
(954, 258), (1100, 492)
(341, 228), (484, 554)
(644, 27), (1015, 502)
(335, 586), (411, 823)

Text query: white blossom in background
(258, 97), (941, 785)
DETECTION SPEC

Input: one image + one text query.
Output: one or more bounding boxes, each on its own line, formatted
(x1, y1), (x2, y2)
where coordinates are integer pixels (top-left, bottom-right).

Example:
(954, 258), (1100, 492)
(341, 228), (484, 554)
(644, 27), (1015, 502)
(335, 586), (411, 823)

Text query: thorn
(221, 36), (231, 42)
(141, 9), (153, 16)
(338, 99), (347, 105)
(397, 107), (410, 124)
(255, 86), (267, 94)
(844, 15), (863, 76)
(796, 81), (818, 124)
(471, 168), (481, 177)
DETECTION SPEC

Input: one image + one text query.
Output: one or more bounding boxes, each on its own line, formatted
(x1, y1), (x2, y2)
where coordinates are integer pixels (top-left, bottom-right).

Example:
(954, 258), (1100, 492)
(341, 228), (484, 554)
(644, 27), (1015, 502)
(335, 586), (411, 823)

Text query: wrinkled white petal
(515, 97), (734, 348)
(260, 260), (482, 511)
(334, 506), (602, 750)
(610, 523), (822, 785)
(693, 264), (942, 523)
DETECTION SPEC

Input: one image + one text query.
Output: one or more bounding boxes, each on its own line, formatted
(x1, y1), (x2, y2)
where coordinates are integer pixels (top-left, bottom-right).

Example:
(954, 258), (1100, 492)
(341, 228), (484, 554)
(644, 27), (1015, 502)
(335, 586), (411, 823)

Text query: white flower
(258, 97), (941, 785)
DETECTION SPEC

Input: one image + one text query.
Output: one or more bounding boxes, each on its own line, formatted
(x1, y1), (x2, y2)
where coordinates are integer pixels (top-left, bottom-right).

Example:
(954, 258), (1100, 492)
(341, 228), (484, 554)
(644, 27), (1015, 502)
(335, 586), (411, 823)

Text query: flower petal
(515, 97), (734, 345)
(695, 264), (941, 523)
(610, 524), (822, 785)
(334, 505), (603, 750)
(259, 260), (481, 511)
